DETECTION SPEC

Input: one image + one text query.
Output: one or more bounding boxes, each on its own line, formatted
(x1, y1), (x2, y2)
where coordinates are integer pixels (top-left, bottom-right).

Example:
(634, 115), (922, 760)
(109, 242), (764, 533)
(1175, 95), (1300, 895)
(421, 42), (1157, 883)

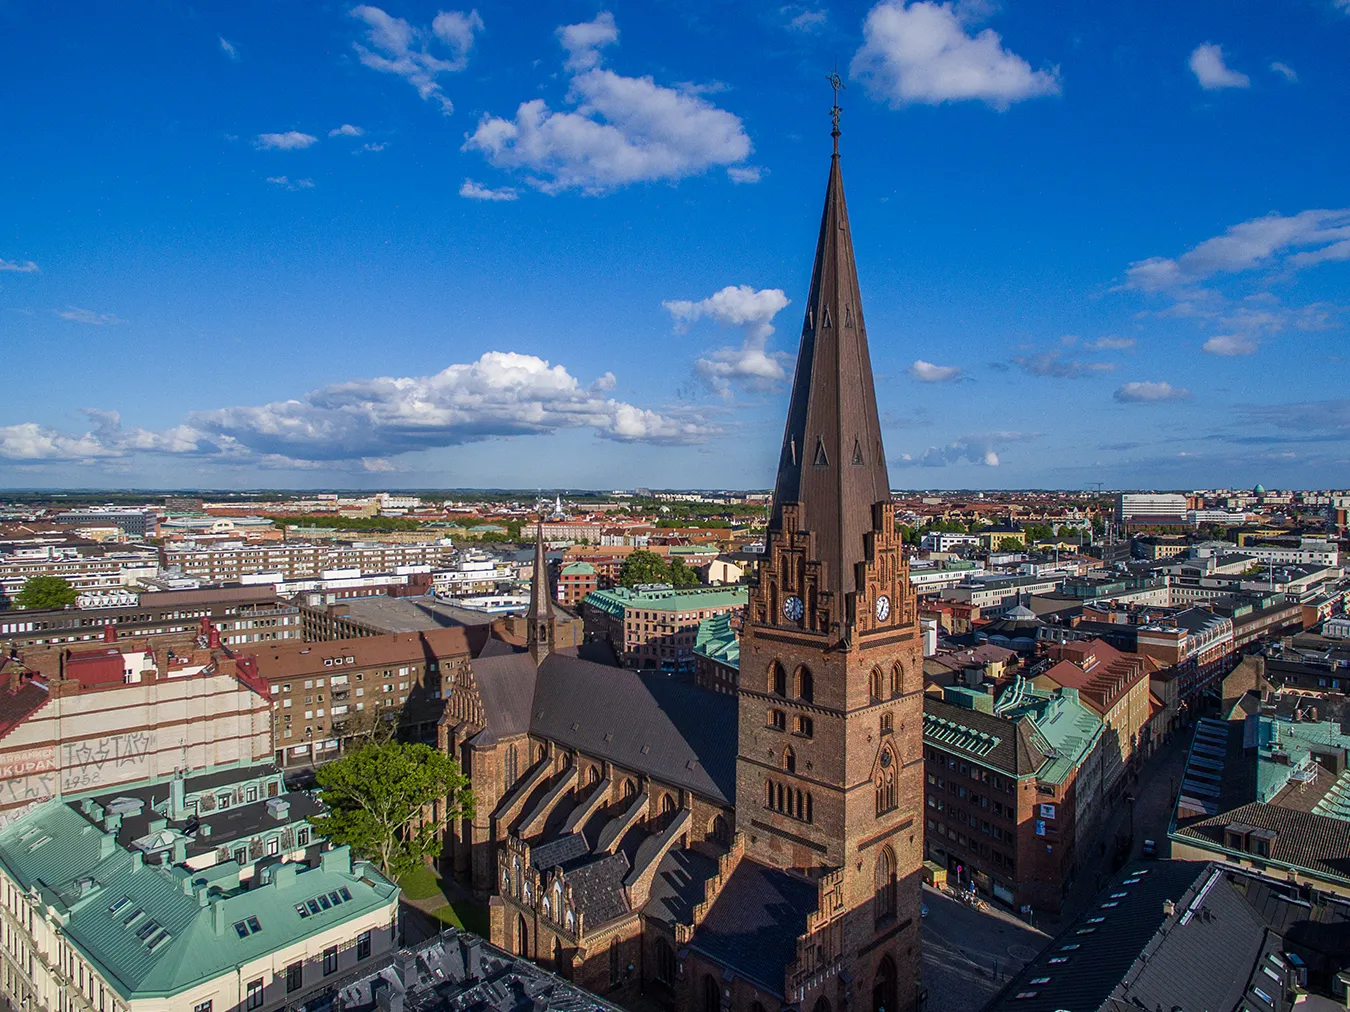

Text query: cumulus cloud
(784, 7), (828, 31)
(219, 37), (238, 60)
(559, 10), (618, 71)
(851, 0), (1060, 109)
(908, 360), (963, 382)
(350, 5), (483, 115)
(0, 259), (39, 273)
(1122, 209), (1350, 292)
(0, 353), (713, 465)
(1113, 381), (1192, 403)
(1189, 43), (1250, 90)
(256, 131), (318, 150)
(55, 307), (124, 325)
(464, 12), (753, 194)
(1010, 350), (1114, 378)
(893, 430), (1035, 468)
(1270, 61), (1297, 82)
(1203, 334), (1258, 356)
(329, 124), (364, 137)
(665, 285), (792, 396)
(459, 178), (519, 201)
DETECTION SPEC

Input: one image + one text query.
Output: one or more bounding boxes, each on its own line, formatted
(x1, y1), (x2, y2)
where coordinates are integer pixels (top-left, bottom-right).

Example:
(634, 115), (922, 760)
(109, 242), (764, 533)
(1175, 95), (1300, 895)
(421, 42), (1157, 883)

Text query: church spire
(527, 522), (555, 665)
(769, 107), (890, 620)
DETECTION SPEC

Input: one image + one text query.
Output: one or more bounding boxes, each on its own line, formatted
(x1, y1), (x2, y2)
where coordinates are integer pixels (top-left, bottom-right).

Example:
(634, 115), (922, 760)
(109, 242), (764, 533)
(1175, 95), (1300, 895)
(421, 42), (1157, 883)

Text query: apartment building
(0, 544), (159, 604)
(245, 628), (482, 766)
(0, 763), (398, 1012)
(0, 585), (301, 649)
(160, 539), (454, 583)
(1116, 493), (1188, 525)
(580, 585), (747, 671)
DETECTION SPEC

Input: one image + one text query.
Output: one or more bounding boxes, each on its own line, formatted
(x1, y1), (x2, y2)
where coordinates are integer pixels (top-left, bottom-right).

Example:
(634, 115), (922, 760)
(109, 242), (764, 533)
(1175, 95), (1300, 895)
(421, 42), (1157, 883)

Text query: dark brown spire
(527, 522), (555, 665)
(769, 141), (891, 606)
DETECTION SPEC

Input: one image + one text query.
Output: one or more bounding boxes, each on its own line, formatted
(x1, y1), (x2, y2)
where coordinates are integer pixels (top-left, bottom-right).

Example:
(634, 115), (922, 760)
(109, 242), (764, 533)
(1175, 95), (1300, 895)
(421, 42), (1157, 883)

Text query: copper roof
(769, 148), (890, 601)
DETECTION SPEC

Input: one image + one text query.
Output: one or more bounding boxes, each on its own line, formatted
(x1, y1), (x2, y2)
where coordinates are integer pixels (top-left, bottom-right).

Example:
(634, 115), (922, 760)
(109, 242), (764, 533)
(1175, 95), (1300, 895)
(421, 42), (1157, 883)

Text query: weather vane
(827, 67), (845, 153)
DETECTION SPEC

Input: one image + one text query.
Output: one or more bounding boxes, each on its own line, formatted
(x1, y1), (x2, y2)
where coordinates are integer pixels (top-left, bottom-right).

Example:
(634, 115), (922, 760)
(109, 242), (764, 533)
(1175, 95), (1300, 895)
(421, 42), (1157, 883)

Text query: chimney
(103, 623), (117, 643)
(99, 833), (117, 859)
(207, 624), (221, 650)
(169, 774), (187, 820)
(1163, 899), (1176, 916)
(463, 937), (482, 982)
(210, 898), (226, 935)
(397, 948), (417, 986)
(172, 840), (188, 864)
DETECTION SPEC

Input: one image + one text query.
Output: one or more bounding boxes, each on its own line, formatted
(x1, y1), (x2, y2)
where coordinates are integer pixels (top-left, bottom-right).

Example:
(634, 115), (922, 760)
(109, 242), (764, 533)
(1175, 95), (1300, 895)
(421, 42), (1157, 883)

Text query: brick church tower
(734, 115), (924, 1011)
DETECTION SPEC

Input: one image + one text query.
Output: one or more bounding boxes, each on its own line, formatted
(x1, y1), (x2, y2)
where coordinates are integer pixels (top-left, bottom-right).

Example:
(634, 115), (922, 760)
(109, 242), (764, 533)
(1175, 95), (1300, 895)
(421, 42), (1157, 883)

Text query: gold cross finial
(827, 68), (845, 154)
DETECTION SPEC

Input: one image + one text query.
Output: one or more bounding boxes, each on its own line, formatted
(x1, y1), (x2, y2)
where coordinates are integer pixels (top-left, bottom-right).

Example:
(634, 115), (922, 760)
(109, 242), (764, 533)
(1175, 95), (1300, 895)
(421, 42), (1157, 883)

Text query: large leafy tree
(308, 742), (474, 880)
(14, 576), (78, 610)
(618, 549), (671, 587)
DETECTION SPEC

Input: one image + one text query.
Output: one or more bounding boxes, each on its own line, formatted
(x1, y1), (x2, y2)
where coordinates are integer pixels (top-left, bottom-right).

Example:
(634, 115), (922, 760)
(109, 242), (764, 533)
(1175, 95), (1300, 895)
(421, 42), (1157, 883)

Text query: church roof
(769, 145), (890, 603)
(530, 657), (737, 805)
(470, 650), (538, 740)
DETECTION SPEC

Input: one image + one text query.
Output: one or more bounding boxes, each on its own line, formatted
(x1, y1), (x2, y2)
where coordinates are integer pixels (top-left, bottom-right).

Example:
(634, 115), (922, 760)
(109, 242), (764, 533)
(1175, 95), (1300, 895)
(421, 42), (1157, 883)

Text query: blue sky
(2, 0), (1348, 491)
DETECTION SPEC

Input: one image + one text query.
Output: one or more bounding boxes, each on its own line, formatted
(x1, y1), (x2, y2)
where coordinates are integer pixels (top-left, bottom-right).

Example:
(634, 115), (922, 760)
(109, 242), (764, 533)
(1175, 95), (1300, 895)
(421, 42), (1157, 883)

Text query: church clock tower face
(875, 594), (891, 622)
(782, 595), (804, 621)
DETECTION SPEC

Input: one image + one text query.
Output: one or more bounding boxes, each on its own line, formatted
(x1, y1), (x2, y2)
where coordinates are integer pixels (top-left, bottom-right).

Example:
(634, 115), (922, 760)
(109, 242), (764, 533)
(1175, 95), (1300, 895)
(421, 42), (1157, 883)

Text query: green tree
(309, 742), (473, 880)
(619, 549), (670, 587)
(668, 559), (701, 588)
(1023, 524), (1053, 542)
(997, 537), (1024, 551)
(15, 576), (78, 610)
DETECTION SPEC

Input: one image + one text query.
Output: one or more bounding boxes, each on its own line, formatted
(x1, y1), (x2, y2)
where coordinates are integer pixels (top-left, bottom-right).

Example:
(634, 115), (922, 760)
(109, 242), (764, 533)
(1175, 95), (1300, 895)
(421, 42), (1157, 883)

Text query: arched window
(869, 666), (884, 701)
(711, 814), (731, 845)
(661, 793), (676, 815)
(768, 708), (787, 731)
(564, 909), (575, 931)
(771, 661), (787, 696)
(751, 1003), (768, 1012)
(516, 914), (529, 958)
(872, 954), (897, 1012)
(806, 793), (813, 823)
(794, 714), (814, 738)
(703, 975), (720, 1012)
(875, 749), (897, 815)
(795, 665), (814, 703)
(813, 996), (832, 1012)
(654, 938), (677, 985)
(543, 896), (552, 919)
(554, 937), (571, 979)
(765, 779), (773, 807)
(874, 848), (897, 924)
(588, 765), (601, 786)
(506, 744), (519, 789)
(623, 778), (637, 800)
(536, 743), (547, 763)
(783, 746), (796, 774)
(890, 662), (903, 697)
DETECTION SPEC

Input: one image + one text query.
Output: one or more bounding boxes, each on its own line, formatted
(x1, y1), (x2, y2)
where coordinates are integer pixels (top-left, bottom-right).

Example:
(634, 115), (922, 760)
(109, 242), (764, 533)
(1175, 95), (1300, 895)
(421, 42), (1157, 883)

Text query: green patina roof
(693, 612), (739, 668)
(1257, 716), (1350, 821)
(1000, 686), (1105, 786)
(0, 798), (397, 1001)
(583, 585), (747, 617)
(561, 561), (596, 575)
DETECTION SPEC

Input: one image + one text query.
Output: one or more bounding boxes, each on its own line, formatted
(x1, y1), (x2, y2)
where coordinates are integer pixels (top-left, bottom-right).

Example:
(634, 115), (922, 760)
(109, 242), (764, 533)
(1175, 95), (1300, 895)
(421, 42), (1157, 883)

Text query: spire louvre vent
(813, 438), (829, 467)
(852, 439), (864, 466)
(821, 305), (832, 329)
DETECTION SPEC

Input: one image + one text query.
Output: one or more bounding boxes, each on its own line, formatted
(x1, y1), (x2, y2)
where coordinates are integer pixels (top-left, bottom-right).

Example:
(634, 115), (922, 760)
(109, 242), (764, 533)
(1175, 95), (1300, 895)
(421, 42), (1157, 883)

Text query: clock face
(783, 595), (804, 621)
(875, 595), (891, 622)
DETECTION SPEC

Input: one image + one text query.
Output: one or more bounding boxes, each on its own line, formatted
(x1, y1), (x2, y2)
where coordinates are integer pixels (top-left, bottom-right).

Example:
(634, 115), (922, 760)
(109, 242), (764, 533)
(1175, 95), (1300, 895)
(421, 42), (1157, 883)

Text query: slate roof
(561, 853), (631, 927)
(471, 650), (538, 740)
(0, 670), (50, 742)
(687, 859), (818, 996)
(643, 847), (719, 929)
(922, 697), (1047, 777)
(1174, 800), (1350, 884)
(531, 657), (736, 805)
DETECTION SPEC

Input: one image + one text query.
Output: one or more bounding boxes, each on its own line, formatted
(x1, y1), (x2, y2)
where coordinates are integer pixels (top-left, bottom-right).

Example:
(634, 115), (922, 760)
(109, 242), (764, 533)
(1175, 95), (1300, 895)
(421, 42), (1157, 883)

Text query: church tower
(734, 108), (924, 1010)
(526, 523), (556, 666)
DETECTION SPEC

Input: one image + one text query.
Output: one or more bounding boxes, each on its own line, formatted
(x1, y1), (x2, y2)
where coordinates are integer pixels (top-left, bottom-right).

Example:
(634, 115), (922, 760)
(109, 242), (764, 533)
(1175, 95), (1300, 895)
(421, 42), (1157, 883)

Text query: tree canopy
(618, 549), (701, 588)
(307, 741), (473, 880)
(14, 576), (78, 610)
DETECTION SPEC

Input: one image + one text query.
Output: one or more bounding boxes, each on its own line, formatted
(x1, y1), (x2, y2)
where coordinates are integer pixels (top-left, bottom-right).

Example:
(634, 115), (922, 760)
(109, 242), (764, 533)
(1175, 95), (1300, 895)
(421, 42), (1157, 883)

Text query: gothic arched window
(874, 847), (897, 924)
(890, 662), (904, 697)
(771, 661), (787, 696)
(875, 748), (897, 815)
(783, 746), (796, 774)
(869, 666), (884, 701)
(795, 665), (814, 704)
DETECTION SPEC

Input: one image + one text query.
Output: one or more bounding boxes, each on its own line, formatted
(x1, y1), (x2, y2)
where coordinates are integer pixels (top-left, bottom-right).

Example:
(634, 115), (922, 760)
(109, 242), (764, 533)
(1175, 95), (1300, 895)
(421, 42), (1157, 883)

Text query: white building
(1116, 492), (1188, 524)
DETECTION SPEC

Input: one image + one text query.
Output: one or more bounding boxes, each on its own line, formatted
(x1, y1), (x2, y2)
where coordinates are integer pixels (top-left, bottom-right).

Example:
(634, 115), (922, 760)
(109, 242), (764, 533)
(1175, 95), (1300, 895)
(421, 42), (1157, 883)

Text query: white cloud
(894, 430), (1034, 467)
(192, 352), (713, 454)
(665, 285), (792, 396)
(350, 5), (483, 115)
(908, 359), (963, 382)
(266, 176), (315, 190)
(55, 307), (124, 325)
(1113, 381), (1192, 403)
(1189, 43), (1250, 90)
(459, 178), (519, 201)
(784, 7), (828, 31)
(219, 37), (238, 60)
(727, 166), (763, 184)
(360, 142), (388, 153)
(1122, 209), (1350, 292)
(1, 353), (713, 465)
(1011, 350), (1114, 378)
(851, 1), (1060, 110)
(559, 10), (618, 72)
(329, 124), (364, 137)
(1084, 335), (1135, 350)
(1270, 61), (1297, 82)
(255, 131), (318, 150)
(1203, 334), (1258, 356)
(0, 259), (39, 273)
(464, 13), (752, 194)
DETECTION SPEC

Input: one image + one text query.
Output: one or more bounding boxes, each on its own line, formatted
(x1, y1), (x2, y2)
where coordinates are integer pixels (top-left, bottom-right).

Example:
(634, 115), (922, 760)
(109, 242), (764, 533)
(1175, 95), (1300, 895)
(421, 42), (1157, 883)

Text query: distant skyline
(3, 1), (1348, 491)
